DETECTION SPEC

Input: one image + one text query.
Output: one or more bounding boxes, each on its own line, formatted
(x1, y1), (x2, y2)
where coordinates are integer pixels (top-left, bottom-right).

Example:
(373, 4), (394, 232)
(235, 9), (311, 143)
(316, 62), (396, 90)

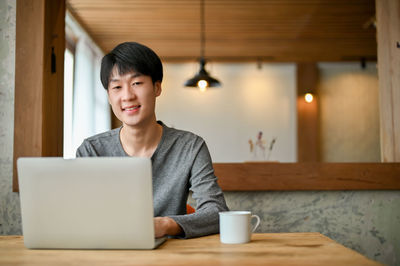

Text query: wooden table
(0, 233), (380, 265)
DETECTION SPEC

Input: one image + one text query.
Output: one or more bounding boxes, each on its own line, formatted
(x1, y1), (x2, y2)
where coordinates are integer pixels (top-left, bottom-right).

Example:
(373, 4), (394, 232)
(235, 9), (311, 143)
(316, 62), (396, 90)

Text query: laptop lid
(17, 157), (164, 249)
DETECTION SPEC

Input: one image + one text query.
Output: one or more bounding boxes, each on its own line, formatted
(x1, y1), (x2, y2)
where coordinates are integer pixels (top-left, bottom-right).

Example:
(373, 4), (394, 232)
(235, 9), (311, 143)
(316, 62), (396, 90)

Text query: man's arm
(168, 141), (229, 238)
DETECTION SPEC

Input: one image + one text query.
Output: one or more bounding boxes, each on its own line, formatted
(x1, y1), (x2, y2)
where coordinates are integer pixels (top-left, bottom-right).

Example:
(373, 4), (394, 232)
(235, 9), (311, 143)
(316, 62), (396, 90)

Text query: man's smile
(122, 105), (141, 111)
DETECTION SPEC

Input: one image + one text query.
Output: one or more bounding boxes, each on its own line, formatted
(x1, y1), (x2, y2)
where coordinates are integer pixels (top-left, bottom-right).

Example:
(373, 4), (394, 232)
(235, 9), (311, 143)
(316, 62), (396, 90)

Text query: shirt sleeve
(76, 140), (98, 157)
(169, 141), (229, 238)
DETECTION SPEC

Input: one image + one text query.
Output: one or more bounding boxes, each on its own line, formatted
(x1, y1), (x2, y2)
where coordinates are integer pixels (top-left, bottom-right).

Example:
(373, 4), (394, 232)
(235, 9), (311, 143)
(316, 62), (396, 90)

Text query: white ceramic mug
(219, 211), (261, 244)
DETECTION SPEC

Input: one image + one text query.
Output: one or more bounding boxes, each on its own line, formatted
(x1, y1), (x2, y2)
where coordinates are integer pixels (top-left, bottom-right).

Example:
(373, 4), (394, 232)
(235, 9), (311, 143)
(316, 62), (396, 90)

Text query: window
(63, 11), (111, 158)
(63, 47), (75, 158)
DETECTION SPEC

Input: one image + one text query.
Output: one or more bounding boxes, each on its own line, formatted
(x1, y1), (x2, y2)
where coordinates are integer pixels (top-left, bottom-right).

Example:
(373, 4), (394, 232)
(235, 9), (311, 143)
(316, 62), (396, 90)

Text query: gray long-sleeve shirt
(76, 121), (229, 238)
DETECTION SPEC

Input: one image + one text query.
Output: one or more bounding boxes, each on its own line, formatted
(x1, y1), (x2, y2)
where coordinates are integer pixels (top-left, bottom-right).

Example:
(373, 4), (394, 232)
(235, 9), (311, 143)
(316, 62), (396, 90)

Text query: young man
(76, 42), (229, 239)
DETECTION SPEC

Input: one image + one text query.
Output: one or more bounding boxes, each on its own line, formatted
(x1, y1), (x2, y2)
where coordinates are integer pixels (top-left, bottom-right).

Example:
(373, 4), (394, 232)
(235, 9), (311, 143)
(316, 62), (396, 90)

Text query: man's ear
(154, 81), (162, 97)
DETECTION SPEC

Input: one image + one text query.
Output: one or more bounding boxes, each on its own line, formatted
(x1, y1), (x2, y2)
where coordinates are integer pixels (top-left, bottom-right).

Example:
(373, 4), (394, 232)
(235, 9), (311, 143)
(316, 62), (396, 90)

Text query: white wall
(318, 62), (380, 162)
(156, 62), (297, 162)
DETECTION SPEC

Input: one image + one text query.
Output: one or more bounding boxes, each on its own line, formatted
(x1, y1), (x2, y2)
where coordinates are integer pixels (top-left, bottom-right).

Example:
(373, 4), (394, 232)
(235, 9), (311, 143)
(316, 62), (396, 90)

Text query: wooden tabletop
(0, 233), (380, 266)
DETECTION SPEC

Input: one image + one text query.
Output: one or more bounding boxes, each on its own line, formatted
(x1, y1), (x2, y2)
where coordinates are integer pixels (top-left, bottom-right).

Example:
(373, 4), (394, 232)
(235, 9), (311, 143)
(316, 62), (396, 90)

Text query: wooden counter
(214, 162), (400, 191)
(0, 233), (380, 265)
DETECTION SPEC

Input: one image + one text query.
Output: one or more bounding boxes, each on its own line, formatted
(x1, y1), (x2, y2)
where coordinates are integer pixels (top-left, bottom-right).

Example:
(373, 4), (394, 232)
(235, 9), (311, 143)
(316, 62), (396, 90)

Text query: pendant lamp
(184, 0), (221, 91)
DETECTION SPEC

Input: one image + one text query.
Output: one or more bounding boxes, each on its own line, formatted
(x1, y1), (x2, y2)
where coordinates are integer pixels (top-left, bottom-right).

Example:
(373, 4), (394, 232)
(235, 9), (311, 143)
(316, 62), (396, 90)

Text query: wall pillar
(13, 0), (65, 191)
(297, 63), (320, 162)
(376, 0), (400, 162)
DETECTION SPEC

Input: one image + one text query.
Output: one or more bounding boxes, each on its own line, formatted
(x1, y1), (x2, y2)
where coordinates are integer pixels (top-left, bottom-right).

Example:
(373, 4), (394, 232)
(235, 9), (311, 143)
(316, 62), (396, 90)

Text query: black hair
(100, 42), (163, 90)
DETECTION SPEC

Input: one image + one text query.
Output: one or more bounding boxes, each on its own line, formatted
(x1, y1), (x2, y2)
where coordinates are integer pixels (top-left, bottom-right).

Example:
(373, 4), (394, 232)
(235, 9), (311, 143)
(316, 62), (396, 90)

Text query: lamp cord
(200, 0), (205, 58)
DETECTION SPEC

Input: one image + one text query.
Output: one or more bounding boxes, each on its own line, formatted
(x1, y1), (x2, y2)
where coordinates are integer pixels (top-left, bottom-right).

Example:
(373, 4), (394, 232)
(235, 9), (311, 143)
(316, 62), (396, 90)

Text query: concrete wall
(223, 191), (400, 266)
(0, 0), (21, 235)
(0, 2), (399, 265)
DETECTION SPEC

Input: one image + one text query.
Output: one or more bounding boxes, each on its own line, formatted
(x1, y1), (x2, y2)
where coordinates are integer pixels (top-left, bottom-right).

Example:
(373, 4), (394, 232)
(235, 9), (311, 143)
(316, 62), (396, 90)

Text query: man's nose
(121, 85), (136, 101)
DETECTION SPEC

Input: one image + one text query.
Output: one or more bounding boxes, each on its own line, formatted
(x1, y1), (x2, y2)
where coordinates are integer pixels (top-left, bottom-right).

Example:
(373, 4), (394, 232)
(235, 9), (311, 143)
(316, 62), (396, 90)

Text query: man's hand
(154, 217), (183, 238)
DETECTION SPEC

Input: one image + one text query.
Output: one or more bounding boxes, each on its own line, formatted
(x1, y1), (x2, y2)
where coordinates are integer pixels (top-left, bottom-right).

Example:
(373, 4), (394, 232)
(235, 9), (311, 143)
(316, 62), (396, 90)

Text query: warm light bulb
(198, 80), (208, 92)
(305, 93), (313, 103)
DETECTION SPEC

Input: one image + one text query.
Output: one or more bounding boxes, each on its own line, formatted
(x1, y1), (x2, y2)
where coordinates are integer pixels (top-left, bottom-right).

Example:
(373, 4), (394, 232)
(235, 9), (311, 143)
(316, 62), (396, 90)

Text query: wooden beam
(376, 0), (400, 162)
(13, 0), (65, 192)
(214, 163), (400, 191)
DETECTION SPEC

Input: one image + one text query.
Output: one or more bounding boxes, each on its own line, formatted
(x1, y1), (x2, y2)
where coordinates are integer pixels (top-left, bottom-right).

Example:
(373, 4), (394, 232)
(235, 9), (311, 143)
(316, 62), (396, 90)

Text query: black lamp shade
(184, 58), (221, 88)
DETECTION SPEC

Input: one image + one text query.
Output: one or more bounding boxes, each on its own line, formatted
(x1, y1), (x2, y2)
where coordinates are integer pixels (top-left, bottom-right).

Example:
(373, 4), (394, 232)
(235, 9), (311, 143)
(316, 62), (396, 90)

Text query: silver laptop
(17, 157), (166, 249)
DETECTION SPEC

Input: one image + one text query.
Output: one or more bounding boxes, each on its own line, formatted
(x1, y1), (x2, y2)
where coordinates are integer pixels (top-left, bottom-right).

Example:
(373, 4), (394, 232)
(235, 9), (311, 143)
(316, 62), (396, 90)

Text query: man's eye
(112, 86), (121, 90)
(132, 82), (142, 86)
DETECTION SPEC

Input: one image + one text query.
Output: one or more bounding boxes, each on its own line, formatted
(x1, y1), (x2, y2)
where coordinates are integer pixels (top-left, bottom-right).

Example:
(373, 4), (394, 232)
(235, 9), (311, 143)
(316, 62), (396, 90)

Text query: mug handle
(251, 215), (261, 233)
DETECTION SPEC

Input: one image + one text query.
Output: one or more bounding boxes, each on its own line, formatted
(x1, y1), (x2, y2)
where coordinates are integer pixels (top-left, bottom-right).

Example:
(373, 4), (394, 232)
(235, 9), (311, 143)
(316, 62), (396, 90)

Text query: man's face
(107, 67), (161, 128)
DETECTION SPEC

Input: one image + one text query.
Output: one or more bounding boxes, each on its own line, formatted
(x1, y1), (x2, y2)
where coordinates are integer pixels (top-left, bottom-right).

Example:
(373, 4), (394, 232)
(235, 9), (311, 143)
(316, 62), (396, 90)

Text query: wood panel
(214, 162), (400, 191)
(67, 0), (377, 62)
(297, 63), (319, 162)
(42, 0), (65, 156)
(376, 0), (400, 162)
(14, 0), (45, 191)
(13, 0), (65, 192)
